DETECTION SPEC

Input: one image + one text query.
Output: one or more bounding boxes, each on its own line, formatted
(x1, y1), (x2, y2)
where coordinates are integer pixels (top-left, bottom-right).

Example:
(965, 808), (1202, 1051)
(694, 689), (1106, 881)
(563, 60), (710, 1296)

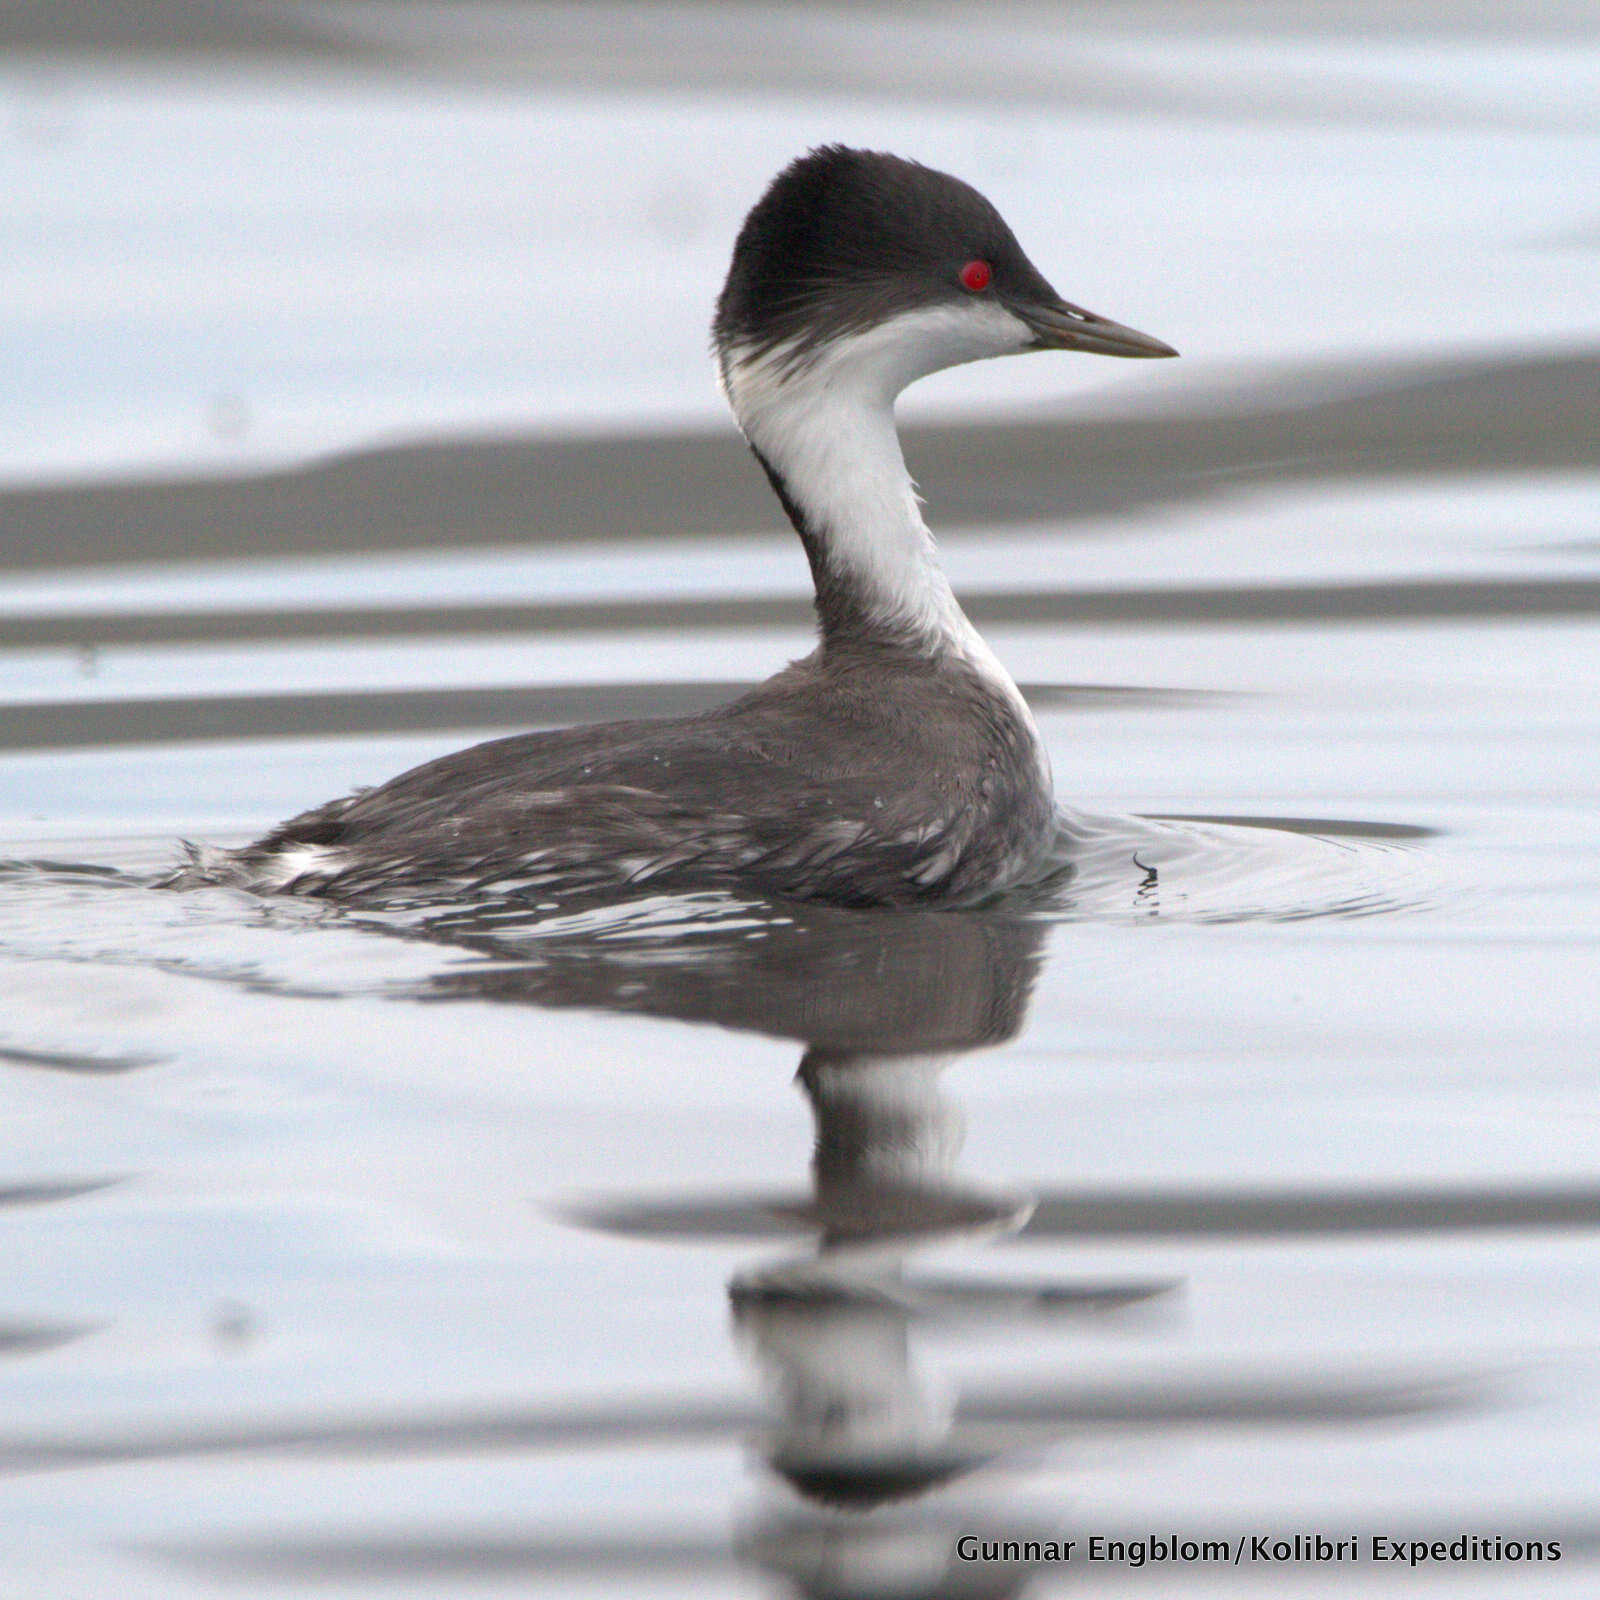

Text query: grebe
(197, 147), (1176, 908)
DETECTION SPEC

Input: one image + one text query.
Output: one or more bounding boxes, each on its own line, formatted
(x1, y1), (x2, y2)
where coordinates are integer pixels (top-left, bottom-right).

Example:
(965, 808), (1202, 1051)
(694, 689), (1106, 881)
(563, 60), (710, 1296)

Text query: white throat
(720, 299), (1049, 772)
(721, 301), (1033, 652)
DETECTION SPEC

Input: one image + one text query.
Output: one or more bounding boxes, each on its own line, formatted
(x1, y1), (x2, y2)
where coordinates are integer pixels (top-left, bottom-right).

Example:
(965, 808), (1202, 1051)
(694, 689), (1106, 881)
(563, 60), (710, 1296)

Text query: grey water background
(2, 2), (1599, 1594)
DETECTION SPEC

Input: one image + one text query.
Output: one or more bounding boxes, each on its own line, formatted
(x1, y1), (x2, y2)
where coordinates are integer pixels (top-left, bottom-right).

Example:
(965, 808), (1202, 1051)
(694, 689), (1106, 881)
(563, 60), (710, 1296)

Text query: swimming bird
(197, 146), (1176, 908)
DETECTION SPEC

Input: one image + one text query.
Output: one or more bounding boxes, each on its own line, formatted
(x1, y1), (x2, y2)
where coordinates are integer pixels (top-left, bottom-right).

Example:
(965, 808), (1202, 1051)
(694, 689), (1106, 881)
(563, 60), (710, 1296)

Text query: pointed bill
(1013, 296), (1178, 359)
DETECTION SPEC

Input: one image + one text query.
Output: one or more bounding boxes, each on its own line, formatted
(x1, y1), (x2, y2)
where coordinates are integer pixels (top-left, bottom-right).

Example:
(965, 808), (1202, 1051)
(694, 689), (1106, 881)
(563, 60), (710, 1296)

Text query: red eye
(959, 259), (992, 292)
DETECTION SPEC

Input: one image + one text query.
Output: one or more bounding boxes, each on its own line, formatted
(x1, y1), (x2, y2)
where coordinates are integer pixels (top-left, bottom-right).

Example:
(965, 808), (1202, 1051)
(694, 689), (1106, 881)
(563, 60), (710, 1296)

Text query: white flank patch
(259, 842), (345, 889)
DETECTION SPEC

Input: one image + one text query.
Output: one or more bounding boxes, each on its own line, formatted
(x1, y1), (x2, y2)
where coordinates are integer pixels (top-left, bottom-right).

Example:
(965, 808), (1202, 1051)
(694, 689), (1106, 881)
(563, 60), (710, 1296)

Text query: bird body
(237, 637), (1051, 906)
(196, 147), (1175, 908)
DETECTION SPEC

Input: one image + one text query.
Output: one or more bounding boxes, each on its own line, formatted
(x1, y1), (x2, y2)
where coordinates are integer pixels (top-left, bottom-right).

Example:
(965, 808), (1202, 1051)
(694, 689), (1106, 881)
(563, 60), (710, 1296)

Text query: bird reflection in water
(425, 895), (1159, 1596)
(10, 880), (1533, 1589)
(405, 892), (1466, 1598)
(724, 1041), (1174, 1600)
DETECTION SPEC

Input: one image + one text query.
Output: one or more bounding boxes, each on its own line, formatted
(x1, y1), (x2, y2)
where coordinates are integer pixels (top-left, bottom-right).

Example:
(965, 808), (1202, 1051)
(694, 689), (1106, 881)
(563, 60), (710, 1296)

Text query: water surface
(3, 6), (1599, 1596)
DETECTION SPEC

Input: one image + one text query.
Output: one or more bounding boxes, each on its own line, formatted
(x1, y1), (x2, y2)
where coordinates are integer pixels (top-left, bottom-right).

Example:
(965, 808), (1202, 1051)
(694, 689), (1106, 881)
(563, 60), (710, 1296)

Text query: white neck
(720, 303), (1051, 789)
(720, 301), (1034, 655)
